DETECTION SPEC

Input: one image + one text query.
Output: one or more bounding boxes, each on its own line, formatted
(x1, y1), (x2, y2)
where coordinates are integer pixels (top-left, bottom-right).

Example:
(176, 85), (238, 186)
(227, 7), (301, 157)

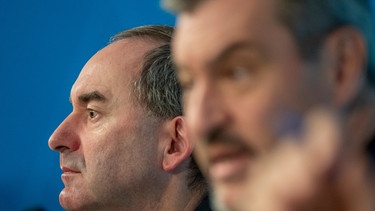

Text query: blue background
(0, 1), (174, 210)
(1, 1), (375, 211)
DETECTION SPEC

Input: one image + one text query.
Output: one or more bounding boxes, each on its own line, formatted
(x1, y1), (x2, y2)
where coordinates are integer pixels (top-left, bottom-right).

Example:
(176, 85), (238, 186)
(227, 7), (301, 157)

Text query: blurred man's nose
(185, 80), (228, 141)
(48, 113), (80, 153)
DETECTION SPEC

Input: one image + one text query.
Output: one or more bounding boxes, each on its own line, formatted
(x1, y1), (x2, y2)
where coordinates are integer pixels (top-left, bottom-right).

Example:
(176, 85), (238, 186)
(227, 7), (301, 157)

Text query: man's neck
(152, 175), (207, 211)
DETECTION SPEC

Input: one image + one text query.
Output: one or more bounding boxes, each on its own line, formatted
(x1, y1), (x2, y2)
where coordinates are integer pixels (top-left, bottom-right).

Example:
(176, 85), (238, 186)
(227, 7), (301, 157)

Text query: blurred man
(48, 25), (210, 211)
(164, 0), (375, 210)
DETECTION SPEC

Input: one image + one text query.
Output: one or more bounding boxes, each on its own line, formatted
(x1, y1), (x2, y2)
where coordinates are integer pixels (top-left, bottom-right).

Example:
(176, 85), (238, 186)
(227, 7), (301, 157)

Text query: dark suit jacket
(195, 196), (212, 211)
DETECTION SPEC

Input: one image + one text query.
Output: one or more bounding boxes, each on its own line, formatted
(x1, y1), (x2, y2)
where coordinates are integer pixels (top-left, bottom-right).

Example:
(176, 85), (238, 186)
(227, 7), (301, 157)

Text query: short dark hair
(163, 0), (375, 86)
(162, 0), (202, 13)
(135, 43), (182, 120)
(110, 25), (206, 191)
(110, 25), (173, 44)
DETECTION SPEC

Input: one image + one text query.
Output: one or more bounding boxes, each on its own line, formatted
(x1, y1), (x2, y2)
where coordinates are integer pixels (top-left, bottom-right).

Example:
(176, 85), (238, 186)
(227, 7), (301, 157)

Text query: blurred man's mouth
(200, 128), (255, 184)
(207, 141), (253, 183)
(209, 147), (250, 182)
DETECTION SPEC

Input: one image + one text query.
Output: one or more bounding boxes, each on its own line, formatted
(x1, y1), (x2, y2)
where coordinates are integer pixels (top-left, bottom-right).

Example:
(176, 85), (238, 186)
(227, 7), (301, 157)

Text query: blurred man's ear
(323, 26), (367, 108)
(161, 116), (193, 172)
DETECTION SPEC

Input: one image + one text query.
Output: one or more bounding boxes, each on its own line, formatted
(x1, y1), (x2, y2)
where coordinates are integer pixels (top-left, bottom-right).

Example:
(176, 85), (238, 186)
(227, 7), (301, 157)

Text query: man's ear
(161, 116), (193, 172)
(323, 26), (367, 107)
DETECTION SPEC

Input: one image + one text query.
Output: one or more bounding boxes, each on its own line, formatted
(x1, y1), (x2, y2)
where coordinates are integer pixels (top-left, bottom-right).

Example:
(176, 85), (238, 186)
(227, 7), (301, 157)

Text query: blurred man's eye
(230, 66), (253, 81)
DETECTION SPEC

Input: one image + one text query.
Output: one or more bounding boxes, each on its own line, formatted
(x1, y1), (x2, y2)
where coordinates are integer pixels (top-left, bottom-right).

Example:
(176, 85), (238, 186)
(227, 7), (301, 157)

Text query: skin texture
(49, 38), (196, 211)
(172, 0), (375, 210)
(174, 0), (328, 188)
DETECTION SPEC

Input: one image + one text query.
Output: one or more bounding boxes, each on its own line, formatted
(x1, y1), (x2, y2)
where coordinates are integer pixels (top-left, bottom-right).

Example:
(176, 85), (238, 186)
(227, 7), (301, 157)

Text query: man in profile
(49, 25), (210, 211)
(164, 0), (375, 210)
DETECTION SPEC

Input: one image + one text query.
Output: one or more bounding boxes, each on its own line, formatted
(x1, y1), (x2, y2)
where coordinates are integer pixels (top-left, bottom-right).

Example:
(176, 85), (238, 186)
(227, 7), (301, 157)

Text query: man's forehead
(174, 0), (276, 68)
(71, 38), (154, 93)
(89, 39), (147, 73)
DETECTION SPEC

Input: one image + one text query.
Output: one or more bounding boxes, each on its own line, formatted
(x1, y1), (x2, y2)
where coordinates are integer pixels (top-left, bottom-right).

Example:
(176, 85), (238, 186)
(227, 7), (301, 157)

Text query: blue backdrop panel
(0, 1), (374, 211)
(0, 1), (174, 210)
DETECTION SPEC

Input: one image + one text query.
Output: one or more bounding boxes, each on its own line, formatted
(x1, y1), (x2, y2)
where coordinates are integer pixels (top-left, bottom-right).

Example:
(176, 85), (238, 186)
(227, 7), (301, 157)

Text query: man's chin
(210, 182), (243, 211)
(59, 188), (86, 211)
(207, 152), (252, 210)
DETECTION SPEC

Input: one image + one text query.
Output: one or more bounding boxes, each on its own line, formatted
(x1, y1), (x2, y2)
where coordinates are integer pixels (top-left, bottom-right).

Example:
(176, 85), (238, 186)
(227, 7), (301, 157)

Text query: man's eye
(229, 66), (252, 80)
(179, 79), (194, 91)
(87, 109), (98, 119)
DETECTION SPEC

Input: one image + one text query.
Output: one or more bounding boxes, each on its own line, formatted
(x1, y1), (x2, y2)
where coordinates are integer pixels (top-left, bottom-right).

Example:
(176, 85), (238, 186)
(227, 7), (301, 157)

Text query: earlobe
(162, 116), (193, 172)
(329, 27), (367, 107)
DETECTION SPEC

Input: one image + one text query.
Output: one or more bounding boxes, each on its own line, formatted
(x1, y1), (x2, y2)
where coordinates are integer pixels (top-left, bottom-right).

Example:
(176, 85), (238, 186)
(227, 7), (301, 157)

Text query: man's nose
(185, 80), (228, 141)
(48, 113), (80, 153)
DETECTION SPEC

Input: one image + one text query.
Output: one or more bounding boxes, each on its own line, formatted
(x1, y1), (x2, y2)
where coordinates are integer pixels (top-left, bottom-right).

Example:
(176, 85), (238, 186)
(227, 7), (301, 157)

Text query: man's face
(173, 0), (330, 206)
(49, 39), (166, 210)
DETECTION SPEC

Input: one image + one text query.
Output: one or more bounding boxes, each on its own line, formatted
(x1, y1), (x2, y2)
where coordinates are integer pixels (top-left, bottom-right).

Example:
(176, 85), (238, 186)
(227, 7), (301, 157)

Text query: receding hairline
(107, 26), (176, 117)
(109, 25), (173, 44)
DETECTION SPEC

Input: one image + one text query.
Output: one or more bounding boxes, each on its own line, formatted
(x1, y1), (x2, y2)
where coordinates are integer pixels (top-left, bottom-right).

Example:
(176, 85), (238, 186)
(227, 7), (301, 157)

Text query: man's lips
(207, 144), (252, 183)
(61, 166), (80, 174)
(61, 166), (81, 184)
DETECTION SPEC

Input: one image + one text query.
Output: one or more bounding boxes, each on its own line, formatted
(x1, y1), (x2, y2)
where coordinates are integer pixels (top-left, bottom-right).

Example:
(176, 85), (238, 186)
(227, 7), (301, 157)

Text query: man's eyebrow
(176, 42), (259, 75)
(70, 91), (107, 104)
(207, 41), (259, 68)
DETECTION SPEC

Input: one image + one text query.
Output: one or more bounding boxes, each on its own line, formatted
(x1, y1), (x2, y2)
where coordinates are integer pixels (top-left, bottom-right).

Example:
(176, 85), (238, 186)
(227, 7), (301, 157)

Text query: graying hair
(110, 25), (180, 119)
(110, 25), (173, 44)
(110, 25), (206, 190)
(136, 44), (182, 120)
